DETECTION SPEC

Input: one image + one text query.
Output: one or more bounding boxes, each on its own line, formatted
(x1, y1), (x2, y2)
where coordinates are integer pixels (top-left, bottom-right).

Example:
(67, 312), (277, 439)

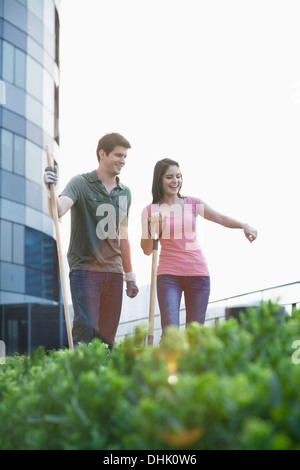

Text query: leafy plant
(0, 301), (299, 450)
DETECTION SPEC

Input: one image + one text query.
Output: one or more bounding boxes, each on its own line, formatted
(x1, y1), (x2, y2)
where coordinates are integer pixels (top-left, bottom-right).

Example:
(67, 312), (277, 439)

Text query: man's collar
(88, 170), (99, 183)
(88, 170), (125, 189)
(116, 176), (125, 190)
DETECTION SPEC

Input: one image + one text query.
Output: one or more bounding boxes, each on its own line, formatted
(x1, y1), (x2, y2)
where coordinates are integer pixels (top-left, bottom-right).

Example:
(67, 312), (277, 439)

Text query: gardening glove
(43, 166), (58, 198)
(125, 272), (139, 298)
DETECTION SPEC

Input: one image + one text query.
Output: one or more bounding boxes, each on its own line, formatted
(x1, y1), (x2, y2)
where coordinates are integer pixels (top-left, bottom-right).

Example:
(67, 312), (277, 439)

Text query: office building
(0, 0), (67, 355)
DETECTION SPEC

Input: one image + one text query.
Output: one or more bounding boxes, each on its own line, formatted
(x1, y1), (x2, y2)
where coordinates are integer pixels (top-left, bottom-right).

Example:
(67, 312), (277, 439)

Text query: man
(44, 132), (138, 349)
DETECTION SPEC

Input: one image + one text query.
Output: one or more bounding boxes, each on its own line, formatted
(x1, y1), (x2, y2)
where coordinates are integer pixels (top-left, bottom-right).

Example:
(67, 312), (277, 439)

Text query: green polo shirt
(60, 170), (131, 273)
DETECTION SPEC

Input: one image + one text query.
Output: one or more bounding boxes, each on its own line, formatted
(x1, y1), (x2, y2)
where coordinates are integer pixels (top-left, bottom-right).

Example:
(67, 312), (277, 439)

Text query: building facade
(0, 0), (67, 355)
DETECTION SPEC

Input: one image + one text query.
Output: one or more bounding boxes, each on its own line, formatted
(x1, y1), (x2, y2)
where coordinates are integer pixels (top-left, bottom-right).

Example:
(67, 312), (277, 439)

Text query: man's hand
(125, 273), (139, 298)
(43, 166), (58, 198)
(126, 281), (139, 298)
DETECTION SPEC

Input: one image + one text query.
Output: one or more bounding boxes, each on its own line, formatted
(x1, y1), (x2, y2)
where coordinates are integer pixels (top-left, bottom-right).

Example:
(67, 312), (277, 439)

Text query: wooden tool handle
(147, 249), (158, 346)
(46, 145), (74, 349)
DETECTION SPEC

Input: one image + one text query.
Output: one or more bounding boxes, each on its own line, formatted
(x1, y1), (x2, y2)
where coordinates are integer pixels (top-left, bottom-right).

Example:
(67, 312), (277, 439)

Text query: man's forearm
(47, 195), (73, 219)
(120, 238), (133, 273)
(47, 195), (61, 219)
(47, 197), (54, 218)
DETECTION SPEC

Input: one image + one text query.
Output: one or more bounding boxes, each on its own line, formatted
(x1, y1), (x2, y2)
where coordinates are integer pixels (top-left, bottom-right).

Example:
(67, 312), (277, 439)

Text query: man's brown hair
(96, 133), (131, 162)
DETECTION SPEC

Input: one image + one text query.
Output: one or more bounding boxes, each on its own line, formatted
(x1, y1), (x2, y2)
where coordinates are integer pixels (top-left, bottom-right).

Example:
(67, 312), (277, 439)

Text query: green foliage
(0, 301), (300, 450)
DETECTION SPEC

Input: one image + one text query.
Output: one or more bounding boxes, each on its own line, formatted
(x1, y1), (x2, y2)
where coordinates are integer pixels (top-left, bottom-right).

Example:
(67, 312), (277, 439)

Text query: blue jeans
(157, 275), (210, 334)
(69, 271), (123, 348)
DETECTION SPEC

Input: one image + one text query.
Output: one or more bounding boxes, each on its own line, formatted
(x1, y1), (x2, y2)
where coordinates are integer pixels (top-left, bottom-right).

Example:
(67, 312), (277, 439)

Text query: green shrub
(0, 301), (300, 450)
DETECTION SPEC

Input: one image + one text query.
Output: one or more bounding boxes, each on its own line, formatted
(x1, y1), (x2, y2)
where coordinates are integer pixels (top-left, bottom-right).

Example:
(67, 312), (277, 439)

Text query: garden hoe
(147, 215), (165, 346)
(46, 145), (74, 350)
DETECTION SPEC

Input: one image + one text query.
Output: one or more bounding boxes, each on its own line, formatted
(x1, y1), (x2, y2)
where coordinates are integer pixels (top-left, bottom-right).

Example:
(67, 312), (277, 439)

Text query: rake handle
(46, 145), (74, 349)
(147, 238), (159, 346)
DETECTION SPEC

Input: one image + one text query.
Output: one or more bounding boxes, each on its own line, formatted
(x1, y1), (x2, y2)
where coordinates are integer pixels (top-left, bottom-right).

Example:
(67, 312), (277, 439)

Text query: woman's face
(161, 165), (182, 198)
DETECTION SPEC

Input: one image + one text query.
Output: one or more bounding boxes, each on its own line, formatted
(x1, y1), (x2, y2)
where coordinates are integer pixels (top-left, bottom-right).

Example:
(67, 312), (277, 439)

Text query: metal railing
(116, 281), (300, 343)
(205, 281), (300, 325)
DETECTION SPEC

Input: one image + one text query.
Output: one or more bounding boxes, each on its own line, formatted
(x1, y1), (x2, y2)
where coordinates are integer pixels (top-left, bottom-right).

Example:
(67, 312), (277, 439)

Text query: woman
(141, 158), (257, 335)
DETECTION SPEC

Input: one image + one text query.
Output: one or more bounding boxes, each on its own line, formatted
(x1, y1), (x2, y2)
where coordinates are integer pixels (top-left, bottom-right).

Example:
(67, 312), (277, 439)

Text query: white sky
(58, 0), (300, 302)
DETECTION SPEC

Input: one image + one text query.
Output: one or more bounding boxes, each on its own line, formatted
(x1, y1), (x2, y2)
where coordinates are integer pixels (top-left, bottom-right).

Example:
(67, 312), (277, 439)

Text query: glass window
(42, 271), (56, 301)
(26, 55), (42, 100)
(13, 224), (24, 264)
(0, 80), (6, 106)
(41, 234), (54, 275)
(26, 179), (42, 211)
(25, 227), (59, 301)
(31, 306), (62, 351)
(3, 19), (27, 52)
(43, 106), (54, 137)
(15, 48), (26, 89)
(5, 82), (26, 116)
(26, 94), (42, 127)
(44, 0), (55, 34)
(43, 52), (54, 76)
(1, 305), (28, 356)
(43, 69), (54, 112)
(25, 138), (42, 184)
(2, 41), (14, 84)
(26, 267), (41, 297)
(26, 206), (43, 232)
(0, 199), (25, 224)
(1, 170), (25, 204)
(3, 0), (27, 32)
(1, 129), (13, 171)
(28, 0), (43, 21)
(43, 27), (55, 60)
(27, 36), (43, 64)
(25, 227), (40, 269)
(27, 10), (43, 44)
(2, 108), (26, 137)
(14, 134), (25, 175)
(1, 199), (26, 225)
(0, 39), (3, 77)
(0, 262), (25, 293)
(26, 120), (43, 147)
(0, 220), (12, 262)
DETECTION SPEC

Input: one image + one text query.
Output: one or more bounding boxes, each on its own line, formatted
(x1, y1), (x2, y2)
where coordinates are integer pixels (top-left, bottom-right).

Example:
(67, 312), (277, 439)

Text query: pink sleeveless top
(142, 196), (209, 276)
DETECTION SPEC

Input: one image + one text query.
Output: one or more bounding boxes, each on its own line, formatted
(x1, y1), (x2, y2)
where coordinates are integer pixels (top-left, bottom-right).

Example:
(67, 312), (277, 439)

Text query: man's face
(99, 146), (128, 176)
